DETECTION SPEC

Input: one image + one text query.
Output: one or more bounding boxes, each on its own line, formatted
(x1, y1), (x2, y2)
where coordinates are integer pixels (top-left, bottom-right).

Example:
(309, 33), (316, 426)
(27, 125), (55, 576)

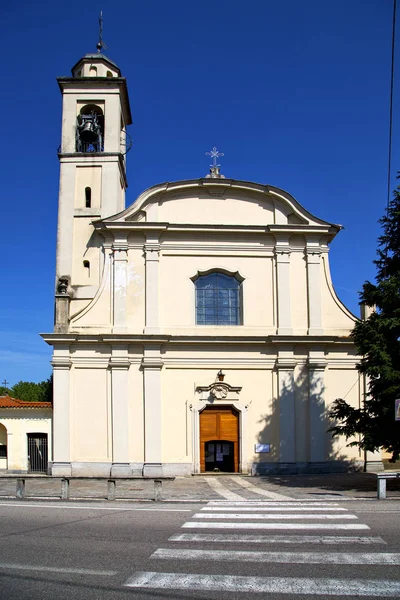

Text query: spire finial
(205, 146), (226, 179)
(96, 11), (108, 53)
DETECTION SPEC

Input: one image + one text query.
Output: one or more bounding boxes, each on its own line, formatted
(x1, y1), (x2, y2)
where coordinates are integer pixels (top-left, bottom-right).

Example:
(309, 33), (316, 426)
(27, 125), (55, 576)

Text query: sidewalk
(0, 472), (399, 502)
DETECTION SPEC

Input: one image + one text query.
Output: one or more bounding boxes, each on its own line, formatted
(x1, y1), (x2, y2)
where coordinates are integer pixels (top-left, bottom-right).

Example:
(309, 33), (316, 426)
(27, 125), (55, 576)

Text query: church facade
(43, 51), (382, 477)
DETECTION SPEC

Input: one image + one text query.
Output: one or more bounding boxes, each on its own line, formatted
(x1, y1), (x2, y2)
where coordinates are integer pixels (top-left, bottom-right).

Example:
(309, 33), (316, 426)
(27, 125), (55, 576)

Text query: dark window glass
(85, 187), (91, 208)
(0, 446), (7, 458)
(195, 273), (241, 325)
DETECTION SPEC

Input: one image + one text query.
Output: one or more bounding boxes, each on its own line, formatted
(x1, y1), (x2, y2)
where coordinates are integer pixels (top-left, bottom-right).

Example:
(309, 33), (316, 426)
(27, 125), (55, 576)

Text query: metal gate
(27, 433), (48, 473)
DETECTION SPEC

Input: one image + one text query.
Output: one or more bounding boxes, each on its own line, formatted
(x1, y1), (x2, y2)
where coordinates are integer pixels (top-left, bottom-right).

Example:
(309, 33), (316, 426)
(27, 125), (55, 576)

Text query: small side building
(0, 397), (52, 474)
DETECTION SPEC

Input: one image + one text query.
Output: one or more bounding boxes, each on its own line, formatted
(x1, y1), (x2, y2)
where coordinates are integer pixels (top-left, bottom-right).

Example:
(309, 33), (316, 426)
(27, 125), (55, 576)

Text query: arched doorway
(0, 423), (7, 471)
(200, 405), (239, 472)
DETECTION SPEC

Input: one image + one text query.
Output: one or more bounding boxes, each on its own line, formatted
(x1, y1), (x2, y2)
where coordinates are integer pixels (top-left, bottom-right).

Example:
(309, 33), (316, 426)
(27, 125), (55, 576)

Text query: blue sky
(1, 0), (398, 385)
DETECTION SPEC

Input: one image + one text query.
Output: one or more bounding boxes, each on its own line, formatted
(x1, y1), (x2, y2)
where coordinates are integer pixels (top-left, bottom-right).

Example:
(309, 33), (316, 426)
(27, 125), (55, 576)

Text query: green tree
(10, 377), (53, 404)
(329, 182), (400, 462)
(0, 386), (11, 396)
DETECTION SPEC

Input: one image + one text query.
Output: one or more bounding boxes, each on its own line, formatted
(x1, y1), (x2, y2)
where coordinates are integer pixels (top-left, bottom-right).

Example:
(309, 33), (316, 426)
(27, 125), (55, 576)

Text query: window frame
(191, 269), (244, 326)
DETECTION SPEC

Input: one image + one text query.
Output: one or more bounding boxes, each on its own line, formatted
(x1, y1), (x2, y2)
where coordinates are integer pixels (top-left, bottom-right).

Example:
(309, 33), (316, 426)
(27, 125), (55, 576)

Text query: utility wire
(387, 0), (397, 212)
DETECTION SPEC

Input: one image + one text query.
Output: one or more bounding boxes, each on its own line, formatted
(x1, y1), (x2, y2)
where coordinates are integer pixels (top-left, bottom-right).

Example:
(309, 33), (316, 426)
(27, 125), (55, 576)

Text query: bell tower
(55, 50), (132, 295)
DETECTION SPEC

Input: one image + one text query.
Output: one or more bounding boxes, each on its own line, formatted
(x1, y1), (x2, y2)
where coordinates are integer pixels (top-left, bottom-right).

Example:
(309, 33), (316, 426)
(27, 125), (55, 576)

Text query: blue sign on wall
(255, 444), (270, 453)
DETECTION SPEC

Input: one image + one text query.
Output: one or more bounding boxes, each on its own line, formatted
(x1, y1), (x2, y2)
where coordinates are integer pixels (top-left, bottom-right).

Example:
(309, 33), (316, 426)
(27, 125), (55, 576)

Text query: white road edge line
(206, 500), (353, 504)
(207, 500), (339, 510)
(193, 512), (357, 520)
(201, 506), (348, 512)
(0, 503), (191, 512)
(124, 572), (400, 596)
(152, 548), (400, 565)
(0, 563), (117, 576)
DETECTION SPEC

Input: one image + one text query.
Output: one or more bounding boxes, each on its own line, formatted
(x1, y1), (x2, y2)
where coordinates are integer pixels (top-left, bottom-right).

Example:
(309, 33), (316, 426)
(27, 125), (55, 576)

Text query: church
(42, 50), (382, 477)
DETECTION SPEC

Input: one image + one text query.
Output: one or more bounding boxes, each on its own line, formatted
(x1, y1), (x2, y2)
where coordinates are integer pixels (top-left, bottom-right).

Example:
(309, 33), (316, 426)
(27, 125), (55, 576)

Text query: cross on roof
(206, 147), (224, 168)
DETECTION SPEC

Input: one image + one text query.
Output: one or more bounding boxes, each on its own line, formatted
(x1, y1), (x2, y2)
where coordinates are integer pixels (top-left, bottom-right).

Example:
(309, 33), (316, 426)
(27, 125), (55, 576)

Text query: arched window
(194, 271), (242, 325)
(106, 70), (113, 77)
(83, 260), (90, 277)
(85, 187), (91, 208)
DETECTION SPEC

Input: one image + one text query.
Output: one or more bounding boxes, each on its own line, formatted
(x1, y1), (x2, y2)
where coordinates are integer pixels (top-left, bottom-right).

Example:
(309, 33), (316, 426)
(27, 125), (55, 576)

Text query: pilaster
(276, 349), (296, 464)
(51, 347), (72, 476)
(112, 235), (129, 333)
(109, 345), (131, 476)
(144, 234), (160, 334)
(142, 345), (164, 477)
(274, 237), (292, 335)
(308, 349), (327, 463)
(305, 237), (323, 335)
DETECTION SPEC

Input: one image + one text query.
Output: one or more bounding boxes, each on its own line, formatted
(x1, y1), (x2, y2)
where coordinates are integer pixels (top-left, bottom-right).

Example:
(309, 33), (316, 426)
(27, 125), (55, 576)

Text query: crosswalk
(124, 500), (400, 597)
(204, 475), (293, 501)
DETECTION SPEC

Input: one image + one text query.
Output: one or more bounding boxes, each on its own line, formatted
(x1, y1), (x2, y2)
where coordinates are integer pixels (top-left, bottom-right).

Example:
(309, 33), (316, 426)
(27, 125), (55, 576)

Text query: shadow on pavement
(258, 472), (400, 495)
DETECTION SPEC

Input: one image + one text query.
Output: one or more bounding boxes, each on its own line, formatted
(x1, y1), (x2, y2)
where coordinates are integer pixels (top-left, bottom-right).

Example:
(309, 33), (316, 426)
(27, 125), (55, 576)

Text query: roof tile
(0, 396), (52, 409)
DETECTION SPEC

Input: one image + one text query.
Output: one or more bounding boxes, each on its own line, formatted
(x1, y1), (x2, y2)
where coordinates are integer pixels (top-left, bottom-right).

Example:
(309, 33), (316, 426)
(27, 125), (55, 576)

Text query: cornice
(42, 332), (354, 345)
(92, 221), (335, 237)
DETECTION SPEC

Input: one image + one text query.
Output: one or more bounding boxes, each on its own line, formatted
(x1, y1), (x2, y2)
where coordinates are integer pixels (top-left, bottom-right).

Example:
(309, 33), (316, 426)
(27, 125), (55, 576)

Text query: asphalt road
(0, 498), (399, 599)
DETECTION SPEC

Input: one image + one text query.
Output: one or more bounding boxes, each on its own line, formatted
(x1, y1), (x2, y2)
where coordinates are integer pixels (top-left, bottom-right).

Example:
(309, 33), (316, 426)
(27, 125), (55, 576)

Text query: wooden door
(200, 406), (239, 472)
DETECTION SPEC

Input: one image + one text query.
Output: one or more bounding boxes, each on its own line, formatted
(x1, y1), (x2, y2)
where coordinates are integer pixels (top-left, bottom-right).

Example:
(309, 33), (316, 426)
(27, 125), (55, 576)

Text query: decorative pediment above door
(196, 376), (242, 402)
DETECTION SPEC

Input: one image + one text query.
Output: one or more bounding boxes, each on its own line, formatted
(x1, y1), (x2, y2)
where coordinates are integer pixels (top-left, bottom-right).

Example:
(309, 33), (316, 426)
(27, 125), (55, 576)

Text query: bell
(80, 119), (97, 142)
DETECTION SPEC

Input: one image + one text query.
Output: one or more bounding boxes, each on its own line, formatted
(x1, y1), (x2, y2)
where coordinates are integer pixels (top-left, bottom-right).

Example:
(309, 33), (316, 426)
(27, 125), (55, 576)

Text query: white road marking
(232, 476), (292, 500)
(203, 477), (244, 500)
(124, 571), (400, 596)
(183, 521), (369, 530)
(152, 548), (400, 565)
(0, 503), (191, 512)
(194, 512), (357, 520)
(169, 533), (386, 545)
(207, 499), (354, 504)
(207, 501), (342, 507)
(201, 506), (348, 512)
(0, 563), (117, 576)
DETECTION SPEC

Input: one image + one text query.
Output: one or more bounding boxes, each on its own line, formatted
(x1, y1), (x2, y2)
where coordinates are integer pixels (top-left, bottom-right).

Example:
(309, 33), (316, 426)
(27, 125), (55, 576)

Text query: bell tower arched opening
(76, 104), (104, 153)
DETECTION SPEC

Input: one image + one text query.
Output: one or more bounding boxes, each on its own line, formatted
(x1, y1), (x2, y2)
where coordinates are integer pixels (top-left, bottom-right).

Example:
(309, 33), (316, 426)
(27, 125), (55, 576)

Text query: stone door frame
(192, 381), (248, 474)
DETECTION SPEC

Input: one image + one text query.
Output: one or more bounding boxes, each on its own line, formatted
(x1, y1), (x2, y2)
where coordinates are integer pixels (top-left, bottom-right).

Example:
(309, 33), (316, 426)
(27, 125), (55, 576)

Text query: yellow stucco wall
(0, 410), (52, 472)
